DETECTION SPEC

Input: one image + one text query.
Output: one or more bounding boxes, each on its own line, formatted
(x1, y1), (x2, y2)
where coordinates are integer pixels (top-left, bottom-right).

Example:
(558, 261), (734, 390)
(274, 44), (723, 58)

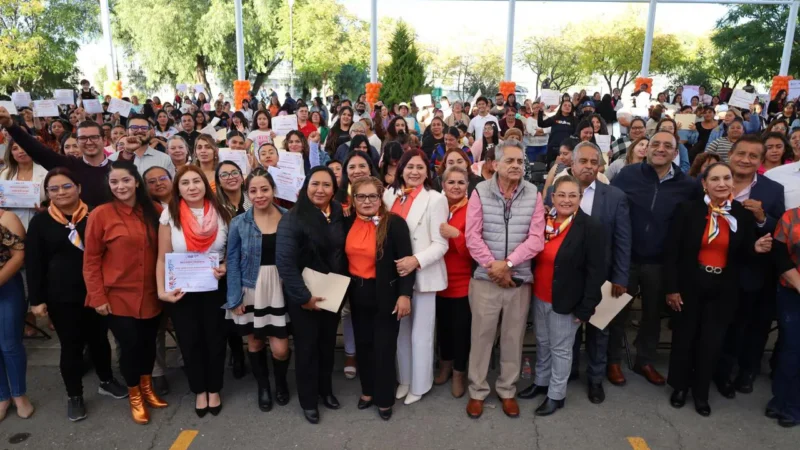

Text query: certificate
(268, 166), (305, 203)
(194, 84), (206, 94)
(0, 101), (18, 115)
(176, 83), (188, 92)
(301, 268), (351, 313)
(413, 94), (433, 108)
(272, 114), (298, 136)
(54, 89), (75, 105)
(165, 252), (220, 293)
(589, 281), (634, 331)
(83, 99), (104, 114)
(108, 98), (134, 118)
(675, 114), (695, 130)
(728, 89), (756, 109)
(540, 89), (560, 107)
(635, 92), (651, 107)
(595, 135), (611, 153)
(789, 80), (800, 101)
(277, 151), (305, 176)
(33, 100), (60, 117)
(219, 149), (250, 176)
(0, 181), (41, 208)
(11, 92), (32, 108)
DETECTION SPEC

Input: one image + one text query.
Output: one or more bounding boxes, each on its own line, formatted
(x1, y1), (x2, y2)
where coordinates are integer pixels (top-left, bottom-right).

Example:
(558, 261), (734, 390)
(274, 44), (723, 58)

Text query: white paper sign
(272, 114), (298, 136)
(54, 89), (74, 105)
(413, 94), (433, 108)
(728, 89), (756, 109)
(630, 107), (649, 118)
(11, 92), (32, 108)
(0, 181), (41, 208)
(0, 101), (18, 115)
(595, 134), (611, 153)
(268, 166), (305, 203)
(540, 89), (560, 107)
(277, 150), (305, 176)
(194, 84), (206, 94)
(682, 85), (700, 104)
(198, 117), (221, 137)
(82, 99), (104, 114)
(469, 89), (482, 108)
(33, 100), (60, 117)
(788, 80), (800, 101)
(635, 92), (651, 108)
(176, 83), (188, 92)
(301, 268), (350, 313)
(219, 149), (250, 176)
(589, 281), (634, 330)
(108, 98), (133, 118)
(165, 252), (220, 293)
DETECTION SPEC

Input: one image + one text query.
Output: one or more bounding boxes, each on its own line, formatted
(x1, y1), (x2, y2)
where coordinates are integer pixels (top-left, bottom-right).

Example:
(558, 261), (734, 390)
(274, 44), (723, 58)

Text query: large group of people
(0, 78), (798, 431)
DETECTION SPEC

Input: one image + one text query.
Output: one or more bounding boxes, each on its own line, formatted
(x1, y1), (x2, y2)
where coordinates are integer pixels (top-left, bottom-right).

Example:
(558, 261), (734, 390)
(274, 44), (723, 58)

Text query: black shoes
(517, 384), (548, 400)
(209, 401), (222, 416)
(766, 407), (780, 419)
(670, 389), (688, 408)
(378, 407), (392, 421)
(320, 395), (341, 410)
(98, 378), (128, 399)
(778, 418), (799, 428)
(257, 386), (273, 412)
(694, 400), (711, 417)
(67, 396), (87, 422)
(357, 398), (373, 410)
(303, 408), (320, 424)
(734, 373), (754, 394)
(715, 378), (736, 399)
(534, 397), (564, 416)
(195, 406), (208, 418)
(152, 376), (169, 397)
(588, 383), (605, 404)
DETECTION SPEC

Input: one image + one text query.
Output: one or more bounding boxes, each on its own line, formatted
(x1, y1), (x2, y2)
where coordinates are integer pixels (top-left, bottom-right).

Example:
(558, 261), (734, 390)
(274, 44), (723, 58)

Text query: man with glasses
(0, 106), (111, 206)
(610, 131), (698, 387)
(110, 115), (175, 176)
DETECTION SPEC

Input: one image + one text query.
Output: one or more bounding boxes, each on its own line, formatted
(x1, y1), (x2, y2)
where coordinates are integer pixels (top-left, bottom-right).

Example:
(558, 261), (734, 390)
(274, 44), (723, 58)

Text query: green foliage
(333, 64), (369, 100)
(381, 21), (429, 106)
(0, 0), (99, 96)
(463, 44), (505, 98)
(517, 35), (587, 96)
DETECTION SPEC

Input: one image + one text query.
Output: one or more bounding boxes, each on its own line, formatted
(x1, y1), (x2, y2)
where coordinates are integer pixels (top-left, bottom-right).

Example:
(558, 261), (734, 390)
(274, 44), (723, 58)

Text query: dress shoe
(357, 397), (373, 410)
(451, 370), (466, 398)
(765, 407), (780, 419)
(499, 397), (520, 418)
(633, 364), (666, 386)
(303, 408), (320, 424)
(694, 400), (711, 417)
(588, 383), (605, 404)
(404, 393), (422, 405)
(714, 378), (736, 399)
(378, 407), (392, 421)
(435, 361), (453, 385)
(568, 371), (579, 383)
(466, 398), (484, 419)
(139, 375), (169, 408)
(607, 364), (627, 386)
(152, 375), (169, 397)
(395, 384), (409, 400)
(778, 417), (799, 428)
(534, 397), (564, 416)
(257, 387), (273, 412)
(320, 394), (341, 410)
(127, 386), (150, 425)
(734, 373), (754, 394)
(670, 389), (687, 408)
(517, 383), (548, 399)
(209, 404), (222, 416)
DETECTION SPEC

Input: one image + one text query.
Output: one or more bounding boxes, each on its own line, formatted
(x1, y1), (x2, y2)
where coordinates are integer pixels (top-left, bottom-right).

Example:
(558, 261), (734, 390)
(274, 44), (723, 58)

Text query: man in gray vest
(465, 138), (546, 419)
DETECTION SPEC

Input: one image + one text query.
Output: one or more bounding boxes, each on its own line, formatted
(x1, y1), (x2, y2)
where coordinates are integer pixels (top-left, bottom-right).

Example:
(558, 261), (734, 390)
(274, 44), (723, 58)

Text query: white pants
(397, 290), (436, 396)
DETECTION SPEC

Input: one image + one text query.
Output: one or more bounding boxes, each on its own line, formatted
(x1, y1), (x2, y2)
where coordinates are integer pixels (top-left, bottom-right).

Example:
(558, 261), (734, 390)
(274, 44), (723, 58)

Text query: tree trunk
(535, 73), (540, 99)
(195, 54), (212, 100)
(251, 57), (283, 93)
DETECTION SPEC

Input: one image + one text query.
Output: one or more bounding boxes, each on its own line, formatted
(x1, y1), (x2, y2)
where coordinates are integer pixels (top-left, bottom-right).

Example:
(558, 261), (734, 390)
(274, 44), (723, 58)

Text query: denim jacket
(224, 205), (286, 309)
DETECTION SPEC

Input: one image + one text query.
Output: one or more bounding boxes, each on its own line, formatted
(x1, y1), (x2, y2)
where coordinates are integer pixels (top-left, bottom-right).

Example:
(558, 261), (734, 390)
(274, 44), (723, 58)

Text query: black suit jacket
(739, 176), (785, 292)
(532, 209), (607, 321)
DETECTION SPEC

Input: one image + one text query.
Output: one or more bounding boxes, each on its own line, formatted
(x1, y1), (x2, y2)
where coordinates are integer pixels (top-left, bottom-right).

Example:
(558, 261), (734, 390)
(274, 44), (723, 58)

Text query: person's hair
(230, 111), (249, 131)
(688, 152), (721, 177)
(350, 177), (391, 258)
(481, 121), (500, 157)
(575, 119), (596, 143)
(1, 136), (23, 179)
(252, 110), (272, 131)
(773, 89), (787, 101)
(192, 111), (207, 130)
(442, 165), (469, 186)
(244, 167), (277, 192)
(475, 96), (489, 105)
(359, 116), (374, 131)
(555, 100), (575, 118)
(503, 128), (523, 141)
(126, 114), (150, 128)
(552, 174), (581, 193)
(192, 134), (219, 168)
(379, 142), (404, 185)
(166, 135), (191, 162)
(325, 106), (354, 155)
(386, 115), (408, 140)
(589, 114), (609, 135)
(155, 110), (174, 132)
(215, 160), (246, 216)
(625, 137), (649, 165)
(761, 131), (792, 162)
(59, 134), (77, 155)
(76, 120), (102, 136)
(764, 120), (789, 136)
(438, 149), (472, 177)
(168, 164), (231, 231)
(107, 160), (160, 240)
(142, 166), (173, 183)
(391, 149), (432, 190)
(294, 166), (338, 228)
(700, 161), (732, 181)
(283, 130), (310, 159)
(349, 134), (370, 152)
(495, 137), (524, 162)
(226, 130), (246, 143)
(349, 121), (367, 135)
(43, 167), (81, 197)
(445, 126), (460, 141)
(628, 117), (647, 132)
(573, 141), (604, 168)
(336, 150), (379, 204)
(310, 110), (327, 128)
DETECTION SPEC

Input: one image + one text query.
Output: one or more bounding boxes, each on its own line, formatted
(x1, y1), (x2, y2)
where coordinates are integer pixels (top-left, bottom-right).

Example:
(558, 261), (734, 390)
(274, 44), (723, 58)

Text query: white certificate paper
(589, 281), (634, 331)
(54, 89), (75, 105)
(108, 98), (134, 118)
(219, 148), (250, 176)
(272, 114), (298, 136)
(268, 166), (305, 203)
(33, 100), (60, 117)
(0, 181), (41, 208)
(11, 92), (32, 108)
(165, 252), (220, 293)
(82, 99), (104, 114)
(277, 151), (305, 176)
(729, 89), (756, 109)
(540, 89), (560, 107)
(0, 101), (18, 115)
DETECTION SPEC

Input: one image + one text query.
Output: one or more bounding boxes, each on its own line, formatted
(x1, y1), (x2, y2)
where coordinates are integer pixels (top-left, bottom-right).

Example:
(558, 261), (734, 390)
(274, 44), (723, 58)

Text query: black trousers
(106, 314), (160, 387)
(667, 271), (733, 402)
(48, 303), (113, 397)
(351, 279), (400, 408)
(287, 302), (339, 410)
(435, 295), (471, 372)
(572, 323), (609, 384)
(169, 291), (227, 394)
(716, 284), (777, 381)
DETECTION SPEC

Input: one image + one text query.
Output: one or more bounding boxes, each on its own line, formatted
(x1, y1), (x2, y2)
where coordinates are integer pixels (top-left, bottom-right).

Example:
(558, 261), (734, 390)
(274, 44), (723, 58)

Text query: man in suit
(715, 135), (786, 396)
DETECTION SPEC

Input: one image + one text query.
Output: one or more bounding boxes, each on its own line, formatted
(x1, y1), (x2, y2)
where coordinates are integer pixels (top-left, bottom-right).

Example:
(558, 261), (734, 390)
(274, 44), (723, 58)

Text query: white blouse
(159, 207), (228, 257)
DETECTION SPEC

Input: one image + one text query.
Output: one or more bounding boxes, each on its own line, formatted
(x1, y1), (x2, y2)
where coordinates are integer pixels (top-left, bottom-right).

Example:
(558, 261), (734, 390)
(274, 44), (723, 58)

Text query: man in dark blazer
(544, 142), (632, 403)
(714, 135), (786, 396)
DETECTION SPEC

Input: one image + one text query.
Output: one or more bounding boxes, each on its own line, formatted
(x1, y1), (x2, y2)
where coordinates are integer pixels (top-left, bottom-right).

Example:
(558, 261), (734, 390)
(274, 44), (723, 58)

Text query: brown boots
(451, 371), (466, 398)
(128, 376), (170, 425)
(436, 361), (466, 398)
(434, 361), (453, 385)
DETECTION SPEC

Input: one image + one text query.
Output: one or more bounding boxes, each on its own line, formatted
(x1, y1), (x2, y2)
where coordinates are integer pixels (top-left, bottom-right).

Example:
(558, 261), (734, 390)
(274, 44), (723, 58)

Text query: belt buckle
(704, 265), (722, 275)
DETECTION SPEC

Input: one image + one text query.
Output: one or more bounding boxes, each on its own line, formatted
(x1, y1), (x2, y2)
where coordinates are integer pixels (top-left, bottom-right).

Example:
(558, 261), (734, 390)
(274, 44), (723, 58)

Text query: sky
(77, 0), (729, 93)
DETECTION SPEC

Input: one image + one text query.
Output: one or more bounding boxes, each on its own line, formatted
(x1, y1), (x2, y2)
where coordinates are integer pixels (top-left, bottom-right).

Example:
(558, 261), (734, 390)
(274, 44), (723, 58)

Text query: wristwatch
(505, 259), (513, 269)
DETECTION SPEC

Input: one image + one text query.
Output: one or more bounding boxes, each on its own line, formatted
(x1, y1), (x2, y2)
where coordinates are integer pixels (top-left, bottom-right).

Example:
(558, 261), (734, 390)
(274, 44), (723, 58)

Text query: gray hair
(166, 135), (190, 151)
(573, 141), (605, 168)
(495, 138), (525, 162)
(442, 165), (469, 183)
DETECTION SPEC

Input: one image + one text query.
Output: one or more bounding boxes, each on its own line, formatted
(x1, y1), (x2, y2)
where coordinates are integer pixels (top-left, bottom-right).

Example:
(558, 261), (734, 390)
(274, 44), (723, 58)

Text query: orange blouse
(390, 185), (423, 220)
(346, 218), (377, 279)
(533, 222), (572, 303)
(698, 216), (729, 268)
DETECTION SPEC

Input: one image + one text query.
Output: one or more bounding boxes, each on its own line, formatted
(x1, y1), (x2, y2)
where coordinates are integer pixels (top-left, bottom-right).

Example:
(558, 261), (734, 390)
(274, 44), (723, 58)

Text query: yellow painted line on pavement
(627, 437), (651, 450)
(169, 430), (199, 450)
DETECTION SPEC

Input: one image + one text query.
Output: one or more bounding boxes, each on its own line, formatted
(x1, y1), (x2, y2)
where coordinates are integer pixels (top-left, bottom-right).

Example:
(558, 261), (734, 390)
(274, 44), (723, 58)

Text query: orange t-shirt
(697, 215), (729, 268)
(346, 218), (377, 279)
(390, 185), (423, 219)
(533, 222), (572, 303)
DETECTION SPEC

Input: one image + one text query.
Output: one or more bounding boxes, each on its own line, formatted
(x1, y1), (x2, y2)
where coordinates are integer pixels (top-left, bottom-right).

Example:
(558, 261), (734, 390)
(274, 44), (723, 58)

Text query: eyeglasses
(128, 125), (150, 132)
(630, 126), (645, 131)
(46, 183), (75, 193)
(219, 170), (242, 179)
(77, 135), (102, 142)
(146, 175), (171, 185)
(649, 141), (675, 151)
(354, 193), (380, 203)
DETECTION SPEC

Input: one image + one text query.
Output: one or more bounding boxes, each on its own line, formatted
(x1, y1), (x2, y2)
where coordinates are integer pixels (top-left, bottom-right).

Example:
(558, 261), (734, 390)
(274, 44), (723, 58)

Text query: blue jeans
(0, 273), (26, 401)
(769, 285), (800, 422)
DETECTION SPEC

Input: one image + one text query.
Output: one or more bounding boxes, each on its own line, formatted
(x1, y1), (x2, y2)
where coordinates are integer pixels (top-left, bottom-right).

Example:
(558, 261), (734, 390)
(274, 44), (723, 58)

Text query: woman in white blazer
(383, 150), (449, 405)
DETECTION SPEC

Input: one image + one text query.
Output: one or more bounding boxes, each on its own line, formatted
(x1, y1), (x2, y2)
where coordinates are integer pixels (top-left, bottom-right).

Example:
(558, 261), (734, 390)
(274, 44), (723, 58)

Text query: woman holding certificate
(83, 161), (166, 425)
(156, 166), (231, 418)
(0, 137), (48, 230)
(276, 166), (347, 425)
(383, 150), (449, 406)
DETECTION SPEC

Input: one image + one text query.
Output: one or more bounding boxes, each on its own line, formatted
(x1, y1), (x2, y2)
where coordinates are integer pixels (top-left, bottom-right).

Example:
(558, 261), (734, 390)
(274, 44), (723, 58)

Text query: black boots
(248, 350), (273, 412)
(273, 350), (291, 406)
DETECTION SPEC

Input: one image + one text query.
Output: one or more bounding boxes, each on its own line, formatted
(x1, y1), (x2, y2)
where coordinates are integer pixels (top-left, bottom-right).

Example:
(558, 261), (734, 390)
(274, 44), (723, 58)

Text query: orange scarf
(179, 199), (219, 252)
(48, 201), (89, 250)
(448, 197), (468, 220)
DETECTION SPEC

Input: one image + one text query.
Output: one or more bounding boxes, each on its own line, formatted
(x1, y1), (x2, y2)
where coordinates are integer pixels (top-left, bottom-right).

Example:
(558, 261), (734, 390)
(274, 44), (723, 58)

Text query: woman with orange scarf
(156, 166), (232, 418)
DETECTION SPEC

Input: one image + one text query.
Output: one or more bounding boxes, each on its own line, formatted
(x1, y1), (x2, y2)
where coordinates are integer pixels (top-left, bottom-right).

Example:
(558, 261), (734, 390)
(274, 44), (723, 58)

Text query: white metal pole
(640, 0), (658, 77)
(234, 0), (246, 80)
(289, 0), (294, 96)
(504, 0), (516, 80)
(370, 0), (378, 83)
(780, 0), (800, 75)
(99, 0), (116, 80)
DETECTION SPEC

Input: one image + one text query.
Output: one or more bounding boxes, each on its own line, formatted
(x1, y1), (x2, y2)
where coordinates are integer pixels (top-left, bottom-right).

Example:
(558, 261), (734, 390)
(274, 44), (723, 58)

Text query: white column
(370, 0), (378, 83)
(289, 0), (295, 95)
(234, 0), (246, 80)
(640, 0), (658, 77)
(99, 0), (116, 80)
(780, 0), (800, 75)
(504, 0), (516, 80)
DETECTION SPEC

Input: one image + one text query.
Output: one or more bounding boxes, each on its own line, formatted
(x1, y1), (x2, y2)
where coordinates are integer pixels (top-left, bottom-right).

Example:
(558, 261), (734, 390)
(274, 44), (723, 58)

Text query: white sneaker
(395, 384), (409, 400)
(404, 393), (422, 405)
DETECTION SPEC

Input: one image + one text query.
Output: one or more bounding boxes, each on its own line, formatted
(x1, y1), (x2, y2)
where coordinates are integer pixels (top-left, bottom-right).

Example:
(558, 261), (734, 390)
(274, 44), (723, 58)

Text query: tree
(517, 35), (587, 97)
(333, 64), (369, 100)
(669, 38), (748, 93)
(381, 21), (428, 107)
(0, 0), (99, 96)
(464, 44), (505, 98)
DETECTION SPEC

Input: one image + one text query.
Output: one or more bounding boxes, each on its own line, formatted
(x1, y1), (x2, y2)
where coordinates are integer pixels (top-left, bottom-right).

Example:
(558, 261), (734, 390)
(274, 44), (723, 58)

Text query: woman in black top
(537, 99), (577, 166)
(275, 166), (348, 425)
(27, 168), (127, 421)
(421, 117), (445, 159)
(324, 106), (354, 156)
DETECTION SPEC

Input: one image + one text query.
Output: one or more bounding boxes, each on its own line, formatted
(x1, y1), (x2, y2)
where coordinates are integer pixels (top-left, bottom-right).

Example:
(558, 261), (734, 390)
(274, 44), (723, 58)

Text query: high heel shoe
(378, 407), (392, 421)
(195, 393), (208, 418)
(357, 397), (373, 410)
(128, 387), (150, 425)
(139, 375), (168, 409)
(208, 393), (222, 416)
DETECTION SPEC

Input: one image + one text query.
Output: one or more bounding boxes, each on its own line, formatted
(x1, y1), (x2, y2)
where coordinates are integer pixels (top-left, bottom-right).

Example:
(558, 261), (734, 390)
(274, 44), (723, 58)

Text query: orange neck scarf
(179, 199), (219, 252)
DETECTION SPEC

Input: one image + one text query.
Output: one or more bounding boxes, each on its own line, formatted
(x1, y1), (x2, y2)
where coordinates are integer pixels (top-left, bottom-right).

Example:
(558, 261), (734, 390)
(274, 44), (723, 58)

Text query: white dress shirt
(580, 181), (596, 216)
(765, 162), (800, 209)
